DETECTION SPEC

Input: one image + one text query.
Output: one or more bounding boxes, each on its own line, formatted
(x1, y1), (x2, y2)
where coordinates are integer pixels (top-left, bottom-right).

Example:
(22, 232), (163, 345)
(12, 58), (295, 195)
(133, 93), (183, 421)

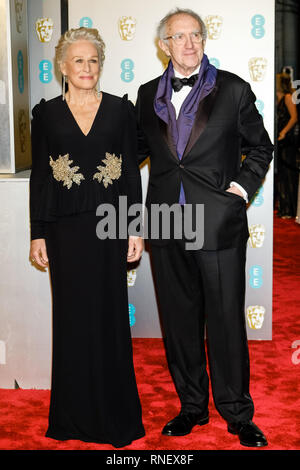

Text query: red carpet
(0, 216), (300, 451)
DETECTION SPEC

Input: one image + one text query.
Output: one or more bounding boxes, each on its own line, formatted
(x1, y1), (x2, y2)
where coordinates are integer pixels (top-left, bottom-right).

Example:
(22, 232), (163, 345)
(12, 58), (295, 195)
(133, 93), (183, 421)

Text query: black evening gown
(275, 95), (298, 217)
(29, 93), (145, 448)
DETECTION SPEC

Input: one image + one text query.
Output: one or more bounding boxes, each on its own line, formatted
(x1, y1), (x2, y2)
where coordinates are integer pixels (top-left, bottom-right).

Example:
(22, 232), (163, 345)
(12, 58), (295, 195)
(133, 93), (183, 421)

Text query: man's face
(159, 14), (205, 76)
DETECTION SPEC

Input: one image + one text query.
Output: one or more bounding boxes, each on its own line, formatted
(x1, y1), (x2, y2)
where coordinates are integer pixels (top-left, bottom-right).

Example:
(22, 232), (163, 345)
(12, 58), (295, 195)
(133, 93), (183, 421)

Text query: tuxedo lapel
(158, 117), (178, 161)
(182, 84), (218, 159)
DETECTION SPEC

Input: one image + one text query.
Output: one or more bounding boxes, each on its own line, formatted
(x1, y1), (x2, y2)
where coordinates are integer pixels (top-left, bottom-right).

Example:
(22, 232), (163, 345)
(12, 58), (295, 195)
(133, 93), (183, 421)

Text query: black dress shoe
(228, 420), (268, 447)
(162, 411), (209, 436)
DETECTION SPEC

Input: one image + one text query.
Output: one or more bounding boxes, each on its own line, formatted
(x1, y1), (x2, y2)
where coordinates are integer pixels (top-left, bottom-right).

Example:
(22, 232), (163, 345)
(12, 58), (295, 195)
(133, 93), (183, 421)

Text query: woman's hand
(30, 238), (49, 268)
(127, 236), (144, 263)
(278, 130), (286, 141)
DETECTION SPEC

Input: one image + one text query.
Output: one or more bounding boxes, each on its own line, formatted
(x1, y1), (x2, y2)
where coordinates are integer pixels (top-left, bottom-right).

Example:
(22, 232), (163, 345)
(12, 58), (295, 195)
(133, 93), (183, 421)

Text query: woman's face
(60, 39), (100, 92)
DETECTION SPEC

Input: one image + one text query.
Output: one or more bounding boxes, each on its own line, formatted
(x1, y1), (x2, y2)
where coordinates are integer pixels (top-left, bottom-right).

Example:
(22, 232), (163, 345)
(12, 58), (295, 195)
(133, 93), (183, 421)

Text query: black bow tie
(171, 74), (199, 92)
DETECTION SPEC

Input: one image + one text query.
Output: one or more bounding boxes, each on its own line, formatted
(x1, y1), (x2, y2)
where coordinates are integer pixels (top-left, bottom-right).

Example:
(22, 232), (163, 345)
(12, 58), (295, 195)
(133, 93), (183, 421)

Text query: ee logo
(129, 303), (136, 327)
(255, 99), (264, 118)
(121, 58), (134, 83)
(252, 185), (264, 207)
(209, 57), (220, 69)
(17, 50), (24, 93)
(79, 17), (93, 28)
(39, 60), (53, 83)
(251, 15), (265, 39)
(249, 265), (263, 289)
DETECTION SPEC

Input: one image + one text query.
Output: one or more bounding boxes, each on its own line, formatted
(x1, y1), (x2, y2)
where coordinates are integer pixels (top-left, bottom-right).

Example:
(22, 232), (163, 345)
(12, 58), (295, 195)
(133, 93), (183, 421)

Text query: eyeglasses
(163, 31), (203, 45)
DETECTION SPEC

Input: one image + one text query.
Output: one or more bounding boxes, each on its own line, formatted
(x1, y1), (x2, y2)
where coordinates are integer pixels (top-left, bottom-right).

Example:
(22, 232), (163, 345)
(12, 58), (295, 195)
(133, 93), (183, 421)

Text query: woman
(29, 27), (145, 447)
(275, 73), (298, 218)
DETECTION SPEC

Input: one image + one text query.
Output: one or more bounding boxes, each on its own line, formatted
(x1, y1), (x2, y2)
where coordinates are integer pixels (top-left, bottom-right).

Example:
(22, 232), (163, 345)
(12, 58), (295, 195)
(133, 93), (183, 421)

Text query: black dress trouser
(150, 239), (254, 424)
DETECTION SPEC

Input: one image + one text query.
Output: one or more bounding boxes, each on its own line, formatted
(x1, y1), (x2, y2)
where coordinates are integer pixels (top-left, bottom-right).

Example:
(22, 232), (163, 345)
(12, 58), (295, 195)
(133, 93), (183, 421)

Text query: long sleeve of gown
(122, 96), (143, 235)
(29, 99), (50, 240)
(135, 86), (151, 165)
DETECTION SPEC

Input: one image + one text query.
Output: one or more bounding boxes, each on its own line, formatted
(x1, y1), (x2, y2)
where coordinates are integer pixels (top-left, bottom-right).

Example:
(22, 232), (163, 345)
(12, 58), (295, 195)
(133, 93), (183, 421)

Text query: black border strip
(60, 0), (69, 34)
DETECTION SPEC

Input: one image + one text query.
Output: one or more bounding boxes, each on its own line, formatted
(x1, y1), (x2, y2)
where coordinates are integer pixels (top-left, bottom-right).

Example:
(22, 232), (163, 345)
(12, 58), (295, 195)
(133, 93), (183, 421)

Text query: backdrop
(0, 0), (32, 173)
(0, 0), (274, 389)
(67, 0), (275, 340)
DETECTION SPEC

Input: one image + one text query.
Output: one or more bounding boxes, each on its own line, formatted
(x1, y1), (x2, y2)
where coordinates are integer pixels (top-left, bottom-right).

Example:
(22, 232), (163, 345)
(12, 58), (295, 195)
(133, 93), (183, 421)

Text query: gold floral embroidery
(93, 152), (122, 188)
(49, 154), (85, 189)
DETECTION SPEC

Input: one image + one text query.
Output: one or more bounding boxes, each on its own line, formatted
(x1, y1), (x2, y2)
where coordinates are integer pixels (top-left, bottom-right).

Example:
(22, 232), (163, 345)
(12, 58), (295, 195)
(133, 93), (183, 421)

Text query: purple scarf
(154, 54), (217, 157)
(154, 55), (217, 203)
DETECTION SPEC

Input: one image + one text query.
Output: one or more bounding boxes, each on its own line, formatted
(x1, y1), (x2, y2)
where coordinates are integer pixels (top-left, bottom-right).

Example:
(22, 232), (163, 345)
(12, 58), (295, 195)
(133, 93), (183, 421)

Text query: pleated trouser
(150, 238), (254, 424)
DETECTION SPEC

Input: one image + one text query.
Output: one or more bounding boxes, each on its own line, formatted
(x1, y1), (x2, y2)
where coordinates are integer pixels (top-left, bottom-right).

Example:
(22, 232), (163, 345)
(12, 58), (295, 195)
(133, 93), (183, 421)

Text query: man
(136, 8), (273, 447)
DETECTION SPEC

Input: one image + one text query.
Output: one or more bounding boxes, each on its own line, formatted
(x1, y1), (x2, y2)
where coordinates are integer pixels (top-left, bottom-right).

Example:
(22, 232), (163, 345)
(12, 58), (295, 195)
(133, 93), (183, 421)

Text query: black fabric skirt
(44, 211), (144, 448)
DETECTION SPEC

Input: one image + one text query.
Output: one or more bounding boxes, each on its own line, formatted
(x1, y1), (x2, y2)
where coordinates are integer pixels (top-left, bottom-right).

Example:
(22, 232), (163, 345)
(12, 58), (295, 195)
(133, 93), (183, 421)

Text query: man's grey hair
(157, 8), (207, 42)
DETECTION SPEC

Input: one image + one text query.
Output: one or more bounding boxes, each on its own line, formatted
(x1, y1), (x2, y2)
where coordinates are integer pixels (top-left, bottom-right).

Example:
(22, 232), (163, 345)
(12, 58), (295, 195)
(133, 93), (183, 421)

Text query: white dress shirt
(171, 66), (200, 118)
(170, 67), (248, 202)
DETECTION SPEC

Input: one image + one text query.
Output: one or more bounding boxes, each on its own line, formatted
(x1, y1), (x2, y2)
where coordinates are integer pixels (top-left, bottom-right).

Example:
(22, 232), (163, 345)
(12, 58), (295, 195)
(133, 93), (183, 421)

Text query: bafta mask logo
(118, 16), (137, 41)
(246, 305), (265, 329)
(249, 224), (265, 248)
(18, 109), (27, 153)
(127, 269), (137, 287)
(249, 57), (267, 82)
(36, 18), (54, 43)
(205, 15), (223, 40)
(14, 0), (24, 33)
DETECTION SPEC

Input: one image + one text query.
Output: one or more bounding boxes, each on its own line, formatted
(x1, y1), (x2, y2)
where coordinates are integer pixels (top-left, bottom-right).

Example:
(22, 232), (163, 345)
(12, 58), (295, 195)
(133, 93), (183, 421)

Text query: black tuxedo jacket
(136, 69), (274, 250)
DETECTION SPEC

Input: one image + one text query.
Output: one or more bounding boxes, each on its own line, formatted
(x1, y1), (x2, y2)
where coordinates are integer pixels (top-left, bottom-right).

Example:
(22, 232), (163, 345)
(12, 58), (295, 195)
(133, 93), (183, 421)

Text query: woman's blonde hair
(276, 72), (293, 95)
(55, 27), (105, 72)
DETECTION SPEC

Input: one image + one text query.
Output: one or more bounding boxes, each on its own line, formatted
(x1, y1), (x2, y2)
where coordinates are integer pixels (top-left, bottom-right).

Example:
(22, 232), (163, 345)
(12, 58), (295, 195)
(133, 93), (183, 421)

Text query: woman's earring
(62, 75), (66, 101)
(96, 80), (101, 98)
